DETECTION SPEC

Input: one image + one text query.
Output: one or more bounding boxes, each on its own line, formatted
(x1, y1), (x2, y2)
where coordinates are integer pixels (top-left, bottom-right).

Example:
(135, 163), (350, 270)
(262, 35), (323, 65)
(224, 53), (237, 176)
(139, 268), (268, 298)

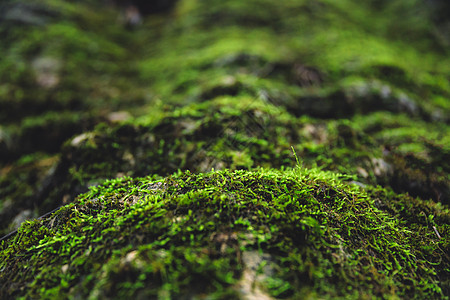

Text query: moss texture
(0, 0), (449, 298)
(1, 169), (449, 299)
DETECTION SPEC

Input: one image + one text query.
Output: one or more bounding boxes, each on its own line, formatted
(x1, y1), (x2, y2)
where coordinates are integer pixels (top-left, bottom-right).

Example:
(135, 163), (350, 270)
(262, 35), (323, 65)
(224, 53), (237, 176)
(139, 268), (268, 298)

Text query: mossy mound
(1, 168), (448, 299)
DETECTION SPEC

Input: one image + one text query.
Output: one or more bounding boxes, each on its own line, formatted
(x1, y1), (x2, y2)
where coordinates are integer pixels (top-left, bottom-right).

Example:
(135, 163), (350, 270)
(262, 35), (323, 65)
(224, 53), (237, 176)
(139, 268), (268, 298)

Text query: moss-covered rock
(1, 168), (448, 299)
(0, 0), (449, 298)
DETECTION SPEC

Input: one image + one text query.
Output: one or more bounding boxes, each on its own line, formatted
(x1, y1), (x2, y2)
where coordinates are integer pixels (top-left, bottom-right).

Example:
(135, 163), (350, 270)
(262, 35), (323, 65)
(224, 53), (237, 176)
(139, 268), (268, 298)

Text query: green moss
(1, 168), (448, 299)
(0, 0), (449, 298)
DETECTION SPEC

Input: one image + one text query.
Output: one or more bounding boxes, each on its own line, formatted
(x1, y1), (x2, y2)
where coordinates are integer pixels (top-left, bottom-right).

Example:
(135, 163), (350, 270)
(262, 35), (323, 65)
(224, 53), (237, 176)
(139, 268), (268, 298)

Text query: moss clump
(1, 168), (448, 299)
